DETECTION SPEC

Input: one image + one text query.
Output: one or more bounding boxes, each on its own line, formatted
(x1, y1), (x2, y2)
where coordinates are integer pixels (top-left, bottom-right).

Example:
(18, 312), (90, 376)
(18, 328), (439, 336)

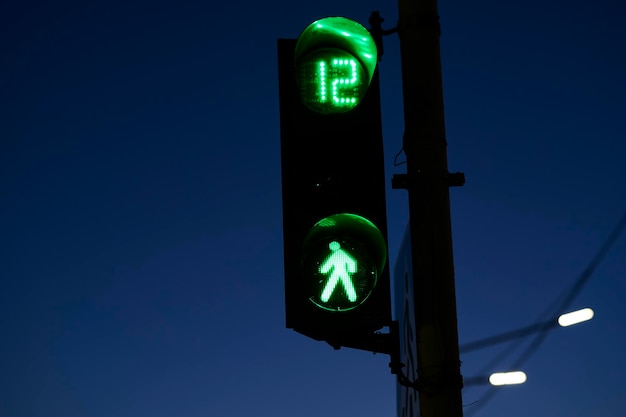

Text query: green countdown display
(301, 213), (387, 312)
(294, 17), (378, 114)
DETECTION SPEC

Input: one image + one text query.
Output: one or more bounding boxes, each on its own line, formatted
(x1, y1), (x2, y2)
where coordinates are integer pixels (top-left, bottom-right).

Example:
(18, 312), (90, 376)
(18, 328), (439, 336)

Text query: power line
(464, 210), (626, 416)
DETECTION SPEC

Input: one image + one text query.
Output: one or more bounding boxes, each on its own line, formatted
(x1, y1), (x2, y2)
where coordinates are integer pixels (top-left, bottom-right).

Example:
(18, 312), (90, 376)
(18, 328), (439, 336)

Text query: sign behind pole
(394, 223), (420, 417)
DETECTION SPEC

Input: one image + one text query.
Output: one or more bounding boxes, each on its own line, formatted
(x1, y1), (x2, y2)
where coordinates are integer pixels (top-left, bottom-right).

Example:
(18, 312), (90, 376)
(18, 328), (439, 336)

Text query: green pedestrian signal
(295, 17), (378, 114)
(320, 241), (358, 303)
(302, 213), (386, 312)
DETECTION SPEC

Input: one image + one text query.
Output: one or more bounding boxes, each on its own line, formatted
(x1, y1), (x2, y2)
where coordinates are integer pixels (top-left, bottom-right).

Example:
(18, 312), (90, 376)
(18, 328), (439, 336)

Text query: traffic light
(292, 17), (378, 115)
(277, 16), (391, 346)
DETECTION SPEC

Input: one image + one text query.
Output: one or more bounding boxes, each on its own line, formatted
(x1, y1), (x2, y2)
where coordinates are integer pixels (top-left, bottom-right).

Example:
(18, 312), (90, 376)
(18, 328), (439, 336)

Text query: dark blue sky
(2, 1), (625, 416)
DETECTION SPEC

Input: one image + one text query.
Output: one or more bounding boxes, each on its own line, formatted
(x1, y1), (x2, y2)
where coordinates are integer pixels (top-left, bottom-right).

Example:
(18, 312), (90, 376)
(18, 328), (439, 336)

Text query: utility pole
(393, 0), (465, 416)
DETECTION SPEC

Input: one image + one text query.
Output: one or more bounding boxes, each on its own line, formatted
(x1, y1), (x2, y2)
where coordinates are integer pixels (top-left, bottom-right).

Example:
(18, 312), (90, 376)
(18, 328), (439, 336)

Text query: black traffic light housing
(277, 17), (391, 348)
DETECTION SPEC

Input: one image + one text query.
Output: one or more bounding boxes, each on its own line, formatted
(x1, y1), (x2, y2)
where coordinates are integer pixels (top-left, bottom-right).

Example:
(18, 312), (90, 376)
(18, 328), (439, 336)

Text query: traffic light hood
(294, 16), (378, 85)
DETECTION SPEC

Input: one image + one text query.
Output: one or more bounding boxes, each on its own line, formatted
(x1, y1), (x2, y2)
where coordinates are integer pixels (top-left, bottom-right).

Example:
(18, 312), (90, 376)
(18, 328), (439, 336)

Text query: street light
(489, 371), (527, 386)
(558, 307), (594, 327)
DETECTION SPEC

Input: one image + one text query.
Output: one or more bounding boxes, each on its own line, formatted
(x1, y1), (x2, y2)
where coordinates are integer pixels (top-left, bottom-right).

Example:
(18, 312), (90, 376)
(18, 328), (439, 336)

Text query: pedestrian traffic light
(302, 213), (387, 313)
(277, 16), (391, 347)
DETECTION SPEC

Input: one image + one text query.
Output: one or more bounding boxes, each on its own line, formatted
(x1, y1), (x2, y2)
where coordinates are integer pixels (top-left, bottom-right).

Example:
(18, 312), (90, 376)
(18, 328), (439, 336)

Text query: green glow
(319, 241), (358, 302)
(297, 51), (364, 113)
(318, 61), (327, 102)
(301, 213), (387, 312)
(294, 17), (377, 114)
(330, 58), (358, 105)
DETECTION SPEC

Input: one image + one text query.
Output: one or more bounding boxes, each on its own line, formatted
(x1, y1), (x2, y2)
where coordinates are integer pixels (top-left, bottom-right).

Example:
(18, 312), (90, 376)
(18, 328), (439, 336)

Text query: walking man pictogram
(319, 241), (358, 302)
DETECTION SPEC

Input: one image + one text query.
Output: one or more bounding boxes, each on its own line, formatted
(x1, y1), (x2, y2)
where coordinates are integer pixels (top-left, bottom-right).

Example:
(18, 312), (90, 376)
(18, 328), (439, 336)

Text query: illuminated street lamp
(489, 371), (527, 386)
(558, 307), (594, 327)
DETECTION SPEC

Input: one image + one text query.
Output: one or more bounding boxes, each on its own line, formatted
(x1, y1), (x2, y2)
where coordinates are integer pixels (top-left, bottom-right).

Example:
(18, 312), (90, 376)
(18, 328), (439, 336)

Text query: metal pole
(396, 0), (464, 416)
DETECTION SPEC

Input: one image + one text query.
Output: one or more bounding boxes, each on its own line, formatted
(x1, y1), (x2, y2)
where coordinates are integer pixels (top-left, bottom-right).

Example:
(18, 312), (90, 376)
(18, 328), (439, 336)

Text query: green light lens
(301, 213), (387, 312)
(294, 17), (378, 114)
